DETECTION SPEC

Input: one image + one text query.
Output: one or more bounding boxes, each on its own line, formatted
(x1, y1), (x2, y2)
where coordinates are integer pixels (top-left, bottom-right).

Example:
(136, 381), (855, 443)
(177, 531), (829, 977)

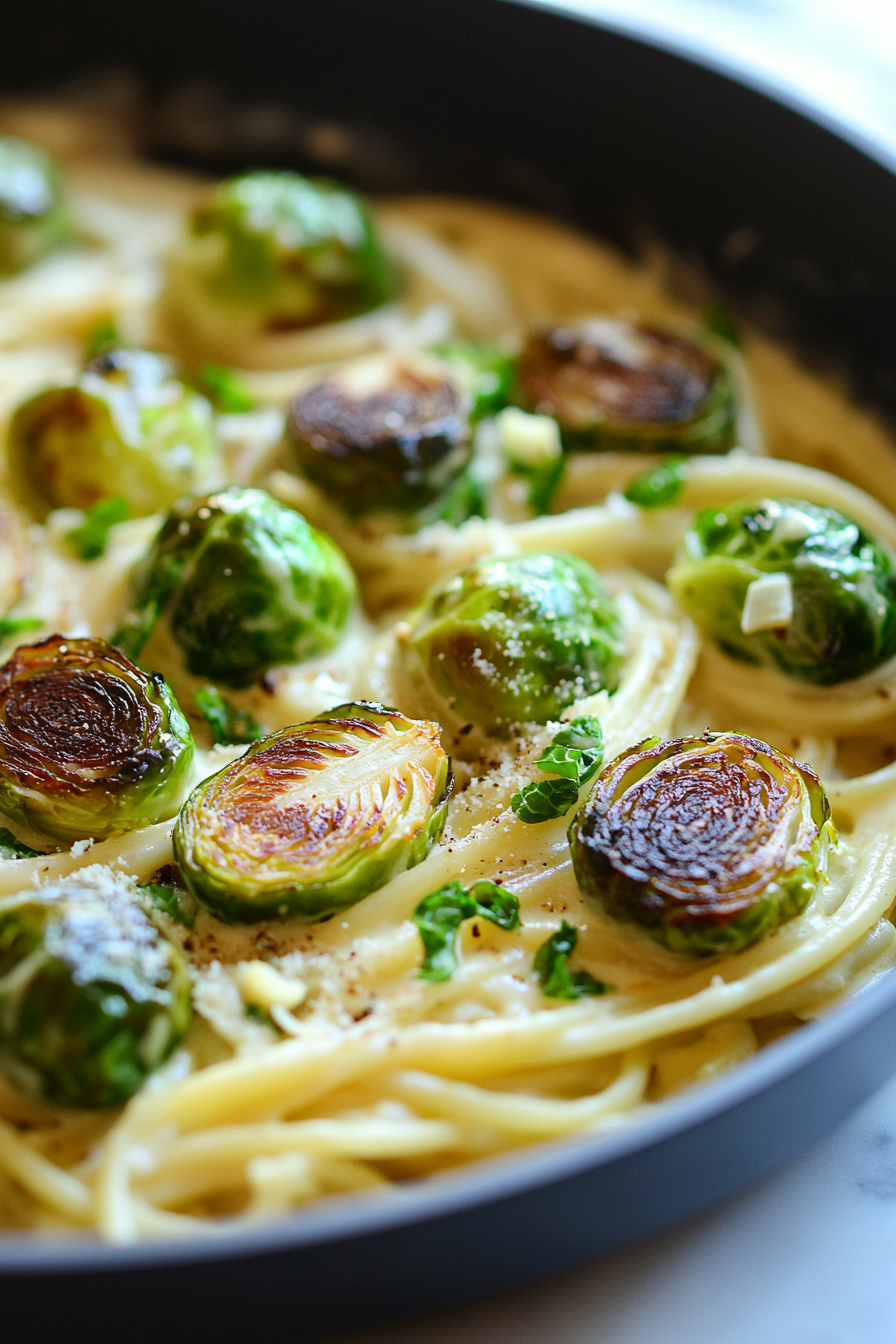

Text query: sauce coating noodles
(1, 124), (896, 1242)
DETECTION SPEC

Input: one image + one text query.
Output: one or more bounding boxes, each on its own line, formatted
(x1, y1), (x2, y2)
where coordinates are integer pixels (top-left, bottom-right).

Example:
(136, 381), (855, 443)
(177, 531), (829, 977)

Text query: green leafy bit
(142, 881), (196, 929)
(511, 777), (580, 824)
(195, 684), (264, 745)
(703, 301), (743, 350)
(84, 317), (120, 362)
(514, 717), (604, 822)
(512, 454), (566, 516)
(535, 716), (603, 785)
(0, 827), (41, 860)
(200, 362), (256, 414)
(0, 615), (43, 641)
(66, 495), (129, 561)
(623, 456), (689, 509)
(245, 1002), (283, 1031)
(414, 878), (521, 981)
(534, 921), (611, 999)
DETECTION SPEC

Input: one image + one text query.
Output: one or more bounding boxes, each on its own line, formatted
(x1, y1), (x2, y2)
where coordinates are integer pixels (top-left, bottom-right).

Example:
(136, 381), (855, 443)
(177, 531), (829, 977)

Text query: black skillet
(3, 2), (896, 1339)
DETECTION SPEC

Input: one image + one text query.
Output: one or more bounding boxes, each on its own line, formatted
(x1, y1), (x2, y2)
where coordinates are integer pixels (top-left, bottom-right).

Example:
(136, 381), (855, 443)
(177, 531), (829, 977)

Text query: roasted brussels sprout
(0, 881), (191, 1107)
(174, 702), (451, 923)
(8, 348), (219, 518)
(569, 733), (833, 957)
(668, 498), (896, 685)
(0, 635), (193, 843)
(515, 320), (736, 454)
(114, 486), (356, 688)
(287, 352), (472, 520)
(399, 553), (623, 734)
(0, 137), (69, 276)
(172, 170), (396, 332)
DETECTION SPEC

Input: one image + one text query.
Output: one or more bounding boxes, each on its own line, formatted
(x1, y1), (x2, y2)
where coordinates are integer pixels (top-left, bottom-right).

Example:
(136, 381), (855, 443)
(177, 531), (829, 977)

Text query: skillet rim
(2, 0), (896, 1278)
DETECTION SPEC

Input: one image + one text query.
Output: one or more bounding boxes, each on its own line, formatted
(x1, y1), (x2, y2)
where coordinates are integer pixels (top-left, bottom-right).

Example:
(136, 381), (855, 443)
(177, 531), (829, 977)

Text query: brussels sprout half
(8, 348), (219, 518)
(569, 732), (833, 957)
(176, 170), (397, 332)
(0, 882), (191, 1107)
(0, 635), (193, 843)
(114, 486), (356, 688)
(0, 136), (69, 276)
(399, 553), (623, 734)
(668, 498), (896, 686)
(174, 702), (451, 923)
(515, 320), (736, 454)
(288, 352), (473, 522)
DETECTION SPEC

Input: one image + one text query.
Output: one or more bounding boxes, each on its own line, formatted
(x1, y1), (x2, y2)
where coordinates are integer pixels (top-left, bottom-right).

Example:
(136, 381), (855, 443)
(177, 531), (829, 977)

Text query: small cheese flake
(741, 573), (793, 634)
(495, 407), (561, 467)
(235, 959), (306, 1010)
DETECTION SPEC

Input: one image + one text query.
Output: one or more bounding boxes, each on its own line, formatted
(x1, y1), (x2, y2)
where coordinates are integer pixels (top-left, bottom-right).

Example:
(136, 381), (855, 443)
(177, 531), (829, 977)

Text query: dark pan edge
(3, 962), (896, 1276)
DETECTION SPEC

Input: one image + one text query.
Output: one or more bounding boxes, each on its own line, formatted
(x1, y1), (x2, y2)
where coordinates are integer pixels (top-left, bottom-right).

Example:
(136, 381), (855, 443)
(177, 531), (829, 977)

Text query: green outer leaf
(0, 883), (192, 1107)
(511, 777), (579, 824)
(568, 732), (833, 957)
(414, 879), (521, 981)
(175, 703), (450, 923)
(0, 639), (195, 844)
(195, 685), (264, 745)
(403, 552), (623, 735)
(623, 456), (689, 509)
(200, 363), (256, 414)
(668, 498), (896, 686)
(533, 921), (611, 999)
(114, 487), (356, 687)
(0, 828), (40, 860)
(66, 496), (129, 561)
(432, 341), (515, 422)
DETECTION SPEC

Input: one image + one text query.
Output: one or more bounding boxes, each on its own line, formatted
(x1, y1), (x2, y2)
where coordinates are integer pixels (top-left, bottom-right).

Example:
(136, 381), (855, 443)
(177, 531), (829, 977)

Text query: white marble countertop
(341, 4), (896, 1341)
(342, 1071), (896, 1344)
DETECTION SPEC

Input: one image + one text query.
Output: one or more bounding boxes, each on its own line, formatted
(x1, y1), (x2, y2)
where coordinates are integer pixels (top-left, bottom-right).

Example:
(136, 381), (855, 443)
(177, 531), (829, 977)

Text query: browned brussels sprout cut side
(175, 702), (451, 923)
(0, 881), (192, 1107)
(515, 320), (736, 454)
(569, 733), (833, 956)
(287, 352), (473, 521)
(0, 635), (193, 842)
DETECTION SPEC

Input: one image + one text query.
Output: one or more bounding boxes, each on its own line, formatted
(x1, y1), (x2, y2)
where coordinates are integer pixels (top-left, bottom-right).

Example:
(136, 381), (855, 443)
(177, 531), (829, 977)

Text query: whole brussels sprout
(0, 635), (193, 843)
(0, 136), (69, 276)
(0, 881), (191, 1107)
(114, 486), (356, 688)
(8, 348), (219, 518)
(668, 498), (896, 685)
(172, 170), (397, 332)
(287, 351), (473, 521)
(569, 732), (833, 957)
(399, 553), (623, 734)
(174, 701), (451, 923)
(515, 319), (736, 454)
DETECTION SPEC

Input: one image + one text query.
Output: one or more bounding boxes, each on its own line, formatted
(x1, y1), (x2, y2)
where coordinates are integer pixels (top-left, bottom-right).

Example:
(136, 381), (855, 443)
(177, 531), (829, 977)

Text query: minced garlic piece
(740, 572), (794, 634)
(235, 959), (306, 1010)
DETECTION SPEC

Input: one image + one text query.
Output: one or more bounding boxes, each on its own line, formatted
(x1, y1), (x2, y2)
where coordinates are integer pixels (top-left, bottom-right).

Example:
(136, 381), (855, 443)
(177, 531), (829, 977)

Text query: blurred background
(541, 0), (896, 160)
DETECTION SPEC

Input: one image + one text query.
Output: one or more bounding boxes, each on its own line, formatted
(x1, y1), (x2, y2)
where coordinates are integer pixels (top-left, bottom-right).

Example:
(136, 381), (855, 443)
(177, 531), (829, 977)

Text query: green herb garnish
(0, 828), (41, 860)
(703, 301), (742, 350)
(66, 496), (129, 561)
(0, 616), (43, 641)
(534, 920), (611, 999)
(200, 362), (256, 414)
(513, 717), (603, 823)
(84, 317), (120, 362)
(195, 685), (264, 746)
(623, 456), (689, 510)
(143, 882), (196, 929)
(414, 878), (521, 981)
